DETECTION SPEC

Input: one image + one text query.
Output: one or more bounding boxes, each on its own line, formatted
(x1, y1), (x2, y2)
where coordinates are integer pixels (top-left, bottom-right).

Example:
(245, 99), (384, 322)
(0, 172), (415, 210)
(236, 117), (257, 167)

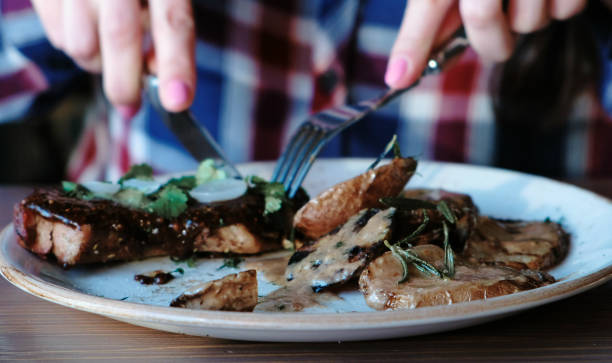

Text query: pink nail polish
(117, 105), (140, 120)
(165, 79), (191, 110)
(384, 57), (409, 87)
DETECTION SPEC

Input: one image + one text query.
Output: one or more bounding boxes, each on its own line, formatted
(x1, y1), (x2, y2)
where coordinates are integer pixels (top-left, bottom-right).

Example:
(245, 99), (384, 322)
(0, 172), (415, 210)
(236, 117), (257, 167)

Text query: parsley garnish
(171, 255), (197, 268)
(62, 181), (94, 200)
(247, 176), (288, 216)
(118, 164), (153, 184)
(145, 184), (189, 218)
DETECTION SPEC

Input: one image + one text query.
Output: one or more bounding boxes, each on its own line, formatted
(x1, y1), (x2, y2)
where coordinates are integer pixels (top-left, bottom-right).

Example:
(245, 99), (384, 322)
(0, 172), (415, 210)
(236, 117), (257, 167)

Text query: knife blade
(144, 75), (241, 178)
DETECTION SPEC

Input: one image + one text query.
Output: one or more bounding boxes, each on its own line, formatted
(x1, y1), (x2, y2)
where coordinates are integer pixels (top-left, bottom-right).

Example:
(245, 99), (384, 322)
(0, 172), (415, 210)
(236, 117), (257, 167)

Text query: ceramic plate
(1, 159), (611, 342)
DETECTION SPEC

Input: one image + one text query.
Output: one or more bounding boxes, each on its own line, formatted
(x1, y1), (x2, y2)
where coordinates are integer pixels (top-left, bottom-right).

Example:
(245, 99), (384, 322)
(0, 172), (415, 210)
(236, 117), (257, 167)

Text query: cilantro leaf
(196, 159), (227, 185)
(164, 175), (197, 191)
(247, 176), (287, 215)
(146, 184), (189, 218)
(118, 164), (153, 184)
(114, 188), (147, 209)
(217, 256), (244, 270)
(62, 181), (94, 200)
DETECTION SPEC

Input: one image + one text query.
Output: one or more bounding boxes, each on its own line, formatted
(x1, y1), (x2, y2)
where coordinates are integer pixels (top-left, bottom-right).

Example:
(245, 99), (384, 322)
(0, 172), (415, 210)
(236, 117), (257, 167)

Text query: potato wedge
(294, 157), (417, 240)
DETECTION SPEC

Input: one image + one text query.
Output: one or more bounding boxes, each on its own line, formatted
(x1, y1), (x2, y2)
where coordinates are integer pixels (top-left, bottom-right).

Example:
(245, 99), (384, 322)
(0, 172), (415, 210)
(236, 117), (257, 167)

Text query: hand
(385, 0), (587, 89)
(31, 0), (196, 115)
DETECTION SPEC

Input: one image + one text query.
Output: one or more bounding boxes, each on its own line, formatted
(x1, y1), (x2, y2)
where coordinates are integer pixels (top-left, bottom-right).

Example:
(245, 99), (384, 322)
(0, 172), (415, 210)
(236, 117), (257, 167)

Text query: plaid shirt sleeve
(1, 0), (611, 181)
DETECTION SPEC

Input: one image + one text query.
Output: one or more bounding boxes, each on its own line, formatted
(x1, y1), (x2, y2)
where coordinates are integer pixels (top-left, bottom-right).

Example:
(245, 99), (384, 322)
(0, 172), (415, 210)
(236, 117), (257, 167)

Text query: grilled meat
(359, 244), (554, 310)
(14, 188), (296, 267)
(463, 217), (569, 270)
(170, 269), (257, 311)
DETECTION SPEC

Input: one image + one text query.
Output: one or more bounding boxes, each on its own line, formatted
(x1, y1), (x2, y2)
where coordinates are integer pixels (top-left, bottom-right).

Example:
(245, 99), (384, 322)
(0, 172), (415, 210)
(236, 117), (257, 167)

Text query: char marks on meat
(14, 188), (296, 267)
(359, 244), (554, 310)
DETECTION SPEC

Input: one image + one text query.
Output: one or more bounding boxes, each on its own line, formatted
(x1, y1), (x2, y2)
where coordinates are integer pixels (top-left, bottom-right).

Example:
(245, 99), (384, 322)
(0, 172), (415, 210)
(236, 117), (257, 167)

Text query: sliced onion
(81, 181), (121, 195)
(189, 179), (247, 203)
(122, 179), (163, 194)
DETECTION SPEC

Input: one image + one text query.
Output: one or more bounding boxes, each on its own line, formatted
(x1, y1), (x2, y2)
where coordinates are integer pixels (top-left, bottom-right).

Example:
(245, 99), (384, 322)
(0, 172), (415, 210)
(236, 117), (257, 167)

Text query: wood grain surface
(1, 184), (611, 362)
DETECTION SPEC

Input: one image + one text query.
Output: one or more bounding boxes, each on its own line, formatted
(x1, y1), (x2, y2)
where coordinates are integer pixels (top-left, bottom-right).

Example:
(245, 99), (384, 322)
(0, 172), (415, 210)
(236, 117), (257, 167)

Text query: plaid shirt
(2, 0), (612, 181)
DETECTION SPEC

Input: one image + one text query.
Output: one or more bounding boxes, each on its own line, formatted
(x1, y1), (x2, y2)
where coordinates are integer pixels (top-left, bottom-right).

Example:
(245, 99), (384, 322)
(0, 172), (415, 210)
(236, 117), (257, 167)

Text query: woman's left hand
(385, 0), (587, 89)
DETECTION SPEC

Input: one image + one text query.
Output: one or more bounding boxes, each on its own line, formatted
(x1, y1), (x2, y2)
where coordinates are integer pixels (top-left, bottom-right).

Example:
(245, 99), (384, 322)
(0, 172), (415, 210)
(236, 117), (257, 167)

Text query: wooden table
(1, 184), (611, 361)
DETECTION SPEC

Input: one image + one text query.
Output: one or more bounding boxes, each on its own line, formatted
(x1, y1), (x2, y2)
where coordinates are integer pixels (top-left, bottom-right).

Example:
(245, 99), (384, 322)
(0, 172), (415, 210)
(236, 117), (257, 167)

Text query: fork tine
(282, 127), (322, 189)
(287, 133), (329, 198)
(271, 125), (311, 183)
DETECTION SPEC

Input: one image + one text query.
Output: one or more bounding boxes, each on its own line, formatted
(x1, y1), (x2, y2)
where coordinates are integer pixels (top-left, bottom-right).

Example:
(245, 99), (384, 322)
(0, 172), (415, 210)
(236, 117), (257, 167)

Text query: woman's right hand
(31, 0), (197, 117)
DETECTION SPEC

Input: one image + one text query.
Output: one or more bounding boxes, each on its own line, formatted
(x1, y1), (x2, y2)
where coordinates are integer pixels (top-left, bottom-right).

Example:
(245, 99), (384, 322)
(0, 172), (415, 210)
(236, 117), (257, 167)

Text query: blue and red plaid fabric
(1, 0), (612, 181)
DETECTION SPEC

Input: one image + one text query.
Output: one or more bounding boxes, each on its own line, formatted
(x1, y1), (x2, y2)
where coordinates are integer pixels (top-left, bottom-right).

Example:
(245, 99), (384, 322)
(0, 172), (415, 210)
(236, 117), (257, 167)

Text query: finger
(508, 0), (549, 33)
(99, 0), (143, 106)
(62, 0), (101, 72)
(460, 0), (515, 62)
(149, 0), (196, 111)
(549, 0), (587, 20)
(31, 0), (64, 48)
(385, 0), (456, 88)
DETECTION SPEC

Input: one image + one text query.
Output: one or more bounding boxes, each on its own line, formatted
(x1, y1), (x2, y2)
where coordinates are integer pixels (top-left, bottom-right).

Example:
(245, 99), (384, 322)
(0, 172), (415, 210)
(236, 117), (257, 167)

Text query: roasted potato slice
(294, 157), (417, 240)
(170, 270), (258, 311)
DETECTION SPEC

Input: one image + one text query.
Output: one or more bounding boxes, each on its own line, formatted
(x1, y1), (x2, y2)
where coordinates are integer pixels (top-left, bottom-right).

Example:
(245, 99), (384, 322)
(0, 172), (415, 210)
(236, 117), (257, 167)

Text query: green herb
(164, 175), (197, 191)
(145, 184), (189, 218)
(384, 240), (444, 282)
(171, 255), (197, 268)
(62, 181), (94, 199)
(113, 188), (147, 208)
(119, 297), (129, 301)
(442, 221), (455, 278)
(217, 256), (244, 270)
(379, 197), (437, 211)
(335, 241), (344, 248)
(196, 159), (227, 185)
(397, 210), (430, 246)
(437, 201), (456, 224)
(369, 134), (401, 170)
(118, 163), (153, 184)
(219, 217), (225, 227)
(276, 304), (286, 311)
(311, 260), (322, 268)
(248, 176), (288, 216)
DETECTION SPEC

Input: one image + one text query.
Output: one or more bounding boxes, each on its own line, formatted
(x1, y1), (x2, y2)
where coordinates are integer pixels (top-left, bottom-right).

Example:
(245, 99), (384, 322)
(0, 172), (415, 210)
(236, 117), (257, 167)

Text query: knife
(143, 75), (241, 178)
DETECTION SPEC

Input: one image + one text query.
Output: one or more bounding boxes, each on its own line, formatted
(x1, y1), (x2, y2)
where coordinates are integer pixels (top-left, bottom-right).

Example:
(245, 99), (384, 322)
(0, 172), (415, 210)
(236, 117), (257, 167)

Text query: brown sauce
(244, 255), (291, 286)
(134, 270), (176, 285)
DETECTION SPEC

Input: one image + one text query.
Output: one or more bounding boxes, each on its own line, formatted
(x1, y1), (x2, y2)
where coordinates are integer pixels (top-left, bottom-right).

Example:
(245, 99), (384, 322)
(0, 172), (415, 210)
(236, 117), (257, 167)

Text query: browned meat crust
(462, 217), (570, 270)
(394, 189), (479, 251)
(14, 189), (295, 267)
(285, 208), (395, 292)
(359, 244), (554, 310)
(294, 157), (417, 240)
(170, 270), (257, 311)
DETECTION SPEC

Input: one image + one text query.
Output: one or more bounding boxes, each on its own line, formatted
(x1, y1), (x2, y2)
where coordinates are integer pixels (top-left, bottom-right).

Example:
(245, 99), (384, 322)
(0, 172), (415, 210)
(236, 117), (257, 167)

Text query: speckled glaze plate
(1, 159), (611, 342)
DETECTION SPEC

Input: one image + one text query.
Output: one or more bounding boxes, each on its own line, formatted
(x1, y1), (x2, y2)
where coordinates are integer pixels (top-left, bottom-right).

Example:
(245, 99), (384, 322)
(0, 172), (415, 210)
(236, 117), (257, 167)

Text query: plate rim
(2, 159), (612, 335)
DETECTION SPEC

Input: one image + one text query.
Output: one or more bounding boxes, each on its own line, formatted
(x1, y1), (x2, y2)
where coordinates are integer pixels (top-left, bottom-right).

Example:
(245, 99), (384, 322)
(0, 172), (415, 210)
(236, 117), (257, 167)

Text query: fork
(272, 29), (469, 197)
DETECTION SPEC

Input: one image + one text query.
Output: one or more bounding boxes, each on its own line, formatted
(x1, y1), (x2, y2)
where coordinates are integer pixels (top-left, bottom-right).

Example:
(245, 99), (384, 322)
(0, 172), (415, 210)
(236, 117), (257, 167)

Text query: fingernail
(165, 79), (191, 110)
(117, 105), (140, 120)
(384, 56), (409, 87)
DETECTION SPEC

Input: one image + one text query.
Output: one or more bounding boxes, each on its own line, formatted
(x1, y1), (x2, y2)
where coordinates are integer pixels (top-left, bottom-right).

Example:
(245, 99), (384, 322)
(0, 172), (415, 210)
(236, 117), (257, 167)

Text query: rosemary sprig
(368, 134), (400, 170)
(442, 221), (455, 278)
(437, 200), (456, 224)
(396, 209), (430, 246)
(385, 240), (444, 281)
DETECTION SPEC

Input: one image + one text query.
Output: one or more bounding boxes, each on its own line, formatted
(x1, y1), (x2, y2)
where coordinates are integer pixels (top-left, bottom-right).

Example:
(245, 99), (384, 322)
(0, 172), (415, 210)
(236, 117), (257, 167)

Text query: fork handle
(369, 27), (469, 110)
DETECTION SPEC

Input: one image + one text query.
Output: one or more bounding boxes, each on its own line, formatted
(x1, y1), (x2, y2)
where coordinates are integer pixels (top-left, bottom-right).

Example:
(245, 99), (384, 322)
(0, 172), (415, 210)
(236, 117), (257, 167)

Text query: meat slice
(14, 189), (295, 267)
(462, 217), (569, 270)
(393, 189), (479, 251)
(170, 270), (257, 311)
(359, 244), (554, 310)
(285, 208), (395, 292)
(294, 157), (417, 240)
